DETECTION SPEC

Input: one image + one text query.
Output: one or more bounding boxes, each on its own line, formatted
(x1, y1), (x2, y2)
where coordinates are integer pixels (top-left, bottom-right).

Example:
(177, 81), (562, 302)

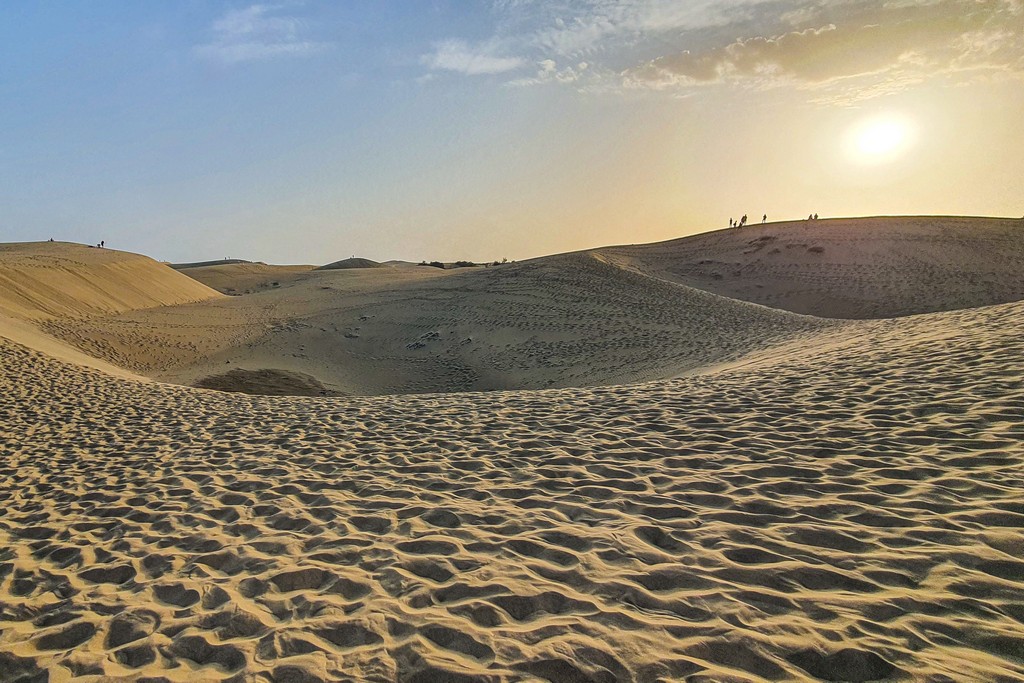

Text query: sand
(17, 217), (1023, 398)
(598, 216), (1024, 318)
(171, 263), (318, 296)
(0, 242), (220, 321)
(34, 250), (831, 396)
(317, 258), (384, 271)
(2, 299), (1023, 681)
(1, 217), (1023, 682)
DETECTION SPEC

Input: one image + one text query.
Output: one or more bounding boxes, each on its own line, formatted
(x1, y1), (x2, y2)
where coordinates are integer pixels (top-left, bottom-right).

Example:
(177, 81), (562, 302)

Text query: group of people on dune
(729, 213), (820, 228)
(729, 213), (767, 228)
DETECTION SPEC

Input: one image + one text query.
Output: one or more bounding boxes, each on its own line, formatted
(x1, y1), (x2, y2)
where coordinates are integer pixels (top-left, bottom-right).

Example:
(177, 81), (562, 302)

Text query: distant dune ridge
(317, 257), (383, 270)
(172, 262), (317, 295)
(1, 216), (1024, 681)
(597, 216), (1024, 318)
(170, 258), (253, 269)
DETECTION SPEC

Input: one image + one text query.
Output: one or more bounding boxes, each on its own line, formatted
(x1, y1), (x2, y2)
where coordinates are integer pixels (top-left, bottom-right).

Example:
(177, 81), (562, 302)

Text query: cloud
(424, 1), (770, 79)
(623, 0), (1024, 94)
(422, 39), (526, 75)
(195, 4), (330, 65)
(421, 0), (1022, 99)
(508, 59), (591, 86)
(527, 0), (769, 57)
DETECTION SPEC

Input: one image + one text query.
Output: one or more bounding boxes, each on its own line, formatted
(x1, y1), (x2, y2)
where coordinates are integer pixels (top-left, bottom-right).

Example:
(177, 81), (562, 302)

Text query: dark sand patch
(194, 368), (342, 397)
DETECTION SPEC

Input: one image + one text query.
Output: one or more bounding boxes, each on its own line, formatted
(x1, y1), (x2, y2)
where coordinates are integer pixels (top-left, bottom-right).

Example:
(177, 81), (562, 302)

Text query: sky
(1, 1), (1022, 264)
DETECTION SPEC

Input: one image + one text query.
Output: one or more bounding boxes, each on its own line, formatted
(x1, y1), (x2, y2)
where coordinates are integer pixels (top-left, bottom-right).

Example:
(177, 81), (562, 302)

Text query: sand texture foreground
(2, 297), (1023, 681)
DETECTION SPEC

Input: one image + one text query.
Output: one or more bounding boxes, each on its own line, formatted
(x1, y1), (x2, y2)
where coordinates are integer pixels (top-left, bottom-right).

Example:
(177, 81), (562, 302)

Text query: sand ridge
(172, 263), (319, 296)
(596, 216), (1024, 318)
(1, 298), (1023, 681)
(317, 258), (383, 271)
(0, 242), (220, 321)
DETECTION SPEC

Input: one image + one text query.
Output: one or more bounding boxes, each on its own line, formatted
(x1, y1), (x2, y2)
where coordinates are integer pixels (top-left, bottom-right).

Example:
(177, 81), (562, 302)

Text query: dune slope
(1, 299), (1022, 681)
(8, 216), (1024, 399)
(0, 242), (220, 321)
(317, 257), (382, 270)
(40, 253), (830, 395)
(172, 262), (317, 295)
(597, 216), (1024, 318)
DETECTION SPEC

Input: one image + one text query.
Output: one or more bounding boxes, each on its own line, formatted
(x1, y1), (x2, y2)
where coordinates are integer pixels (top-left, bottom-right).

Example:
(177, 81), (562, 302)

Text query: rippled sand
(2, 299), (1022, 681)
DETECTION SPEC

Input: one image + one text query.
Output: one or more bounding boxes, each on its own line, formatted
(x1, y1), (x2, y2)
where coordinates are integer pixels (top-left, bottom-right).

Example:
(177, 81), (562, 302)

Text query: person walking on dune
(762, 214), (767, 224)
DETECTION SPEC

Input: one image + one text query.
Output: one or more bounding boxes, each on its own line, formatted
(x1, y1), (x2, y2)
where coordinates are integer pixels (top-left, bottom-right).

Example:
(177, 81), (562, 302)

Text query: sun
(844, 114), (916, 164)
(857, 120), (905, 155)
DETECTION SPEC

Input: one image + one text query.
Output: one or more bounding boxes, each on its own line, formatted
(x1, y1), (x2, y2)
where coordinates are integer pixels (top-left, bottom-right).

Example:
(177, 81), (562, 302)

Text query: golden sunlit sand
(2, 216), (1024, 682)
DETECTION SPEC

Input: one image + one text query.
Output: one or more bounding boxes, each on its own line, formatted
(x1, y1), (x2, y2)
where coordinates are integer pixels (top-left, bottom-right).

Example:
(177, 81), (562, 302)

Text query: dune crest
(172, 262), (317, 295)
(317, 257), (383, 270)
(597, 216), (1024, 318)
(0, 242), (220, 321)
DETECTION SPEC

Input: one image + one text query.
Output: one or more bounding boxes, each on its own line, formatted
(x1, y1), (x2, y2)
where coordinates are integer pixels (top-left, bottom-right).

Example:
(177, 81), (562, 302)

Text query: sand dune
(12, 217), (1023, 400)
(597, 216), (1024, 318)
(318, 258), (383, 270)
(171, 259), (254, 269)
(0, 242), (220, 321)
(40, 251), (829, 396)
(1, 295), (1022, 681)
(172, 262), (318, 296)
(1, 222), (1023, 681)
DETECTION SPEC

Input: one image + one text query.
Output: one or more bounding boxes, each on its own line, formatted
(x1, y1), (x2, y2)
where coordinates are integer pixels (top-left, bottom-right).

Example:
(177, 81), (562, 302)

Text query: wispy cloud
(421, 1), (785, 82)
(622, 1), (1024, 98)
(526, 1), (770, 57)
(423, 0), (1023, 101)
(421, 39), (526, 75)
(507, 59), (592, 87)
(195, 4), (330, 65)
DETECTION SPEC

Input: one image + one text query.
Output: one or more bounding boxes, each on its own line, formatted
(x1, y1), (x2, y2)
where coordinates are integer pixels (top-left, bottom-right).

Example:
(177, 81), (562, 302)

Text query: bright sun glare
(845, 115), (916, 164)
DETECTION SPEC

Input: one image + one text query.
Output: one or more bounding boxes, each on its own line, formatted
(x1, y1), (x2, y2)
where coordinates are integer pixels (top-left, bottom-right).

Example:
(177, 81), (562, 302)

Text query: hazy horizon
(2, 1), (1022, 264)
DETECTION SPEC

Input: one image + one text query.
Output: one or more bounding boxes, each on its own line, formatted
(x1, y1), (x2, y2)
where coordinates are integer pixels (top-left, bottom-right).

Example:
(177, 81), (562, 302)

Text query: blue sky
(1, 1), (1022, 263)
